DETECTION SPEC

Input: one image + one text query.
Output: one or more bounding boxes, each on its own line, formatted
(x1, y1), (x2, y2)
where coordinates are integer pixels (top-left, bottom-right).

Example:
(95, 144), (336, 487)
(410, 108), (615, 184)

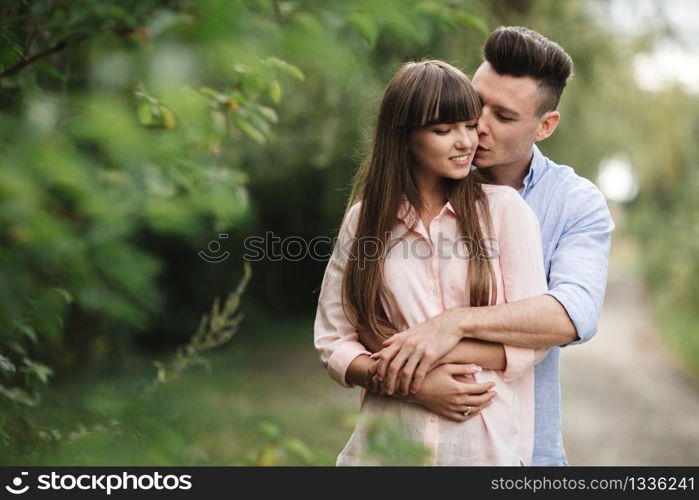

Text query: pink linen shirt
(314, 184), (548, 465)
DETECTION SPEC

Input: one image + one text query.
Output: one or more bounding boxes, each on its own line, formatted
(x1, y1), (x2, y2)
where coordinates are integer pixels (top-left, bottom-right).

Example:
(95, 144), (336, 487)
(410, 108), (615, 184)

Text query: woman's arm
(314, 203), (373, 388)
(438, 339), (505, 370)
(351, 333), (505, 391)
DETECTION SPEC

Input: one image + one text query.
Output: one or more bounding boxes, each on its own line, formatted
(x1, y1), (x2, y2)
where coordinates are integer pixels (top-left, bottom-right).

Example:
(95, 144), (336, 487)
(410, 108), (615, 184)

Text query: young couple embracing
(315, 26), (614, 466)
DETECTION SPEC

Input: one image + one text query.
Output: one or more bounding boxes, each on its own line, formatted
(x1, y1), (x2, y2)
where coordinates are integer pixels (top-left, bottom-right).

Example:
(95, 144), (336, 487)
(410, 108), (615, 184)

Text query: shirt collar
(397, 195), (456, 226)
(520, 144), (549, 196)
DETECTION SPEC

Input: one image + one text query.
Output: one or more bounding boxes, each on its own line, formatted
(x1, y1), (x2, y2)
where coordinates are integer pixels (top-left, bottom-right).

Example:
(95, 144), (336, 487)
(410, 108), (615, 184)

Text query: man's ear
(534, 111), (560, 142)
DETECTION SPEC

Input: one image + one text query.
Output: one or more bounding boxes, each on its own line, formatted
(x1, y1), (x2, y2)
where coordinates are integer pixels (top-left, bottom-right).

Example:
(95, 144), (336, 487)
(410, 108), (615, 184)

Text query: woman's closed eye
(433, 121), (477, 134)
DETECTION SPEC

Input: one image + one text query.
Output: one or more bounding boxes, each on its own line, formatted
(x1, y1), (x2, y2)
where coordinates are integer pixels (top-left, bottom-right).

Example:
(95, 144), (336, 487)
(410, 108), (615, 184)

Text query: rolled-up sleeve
(313, 203), (371, 387)
(496, 189), (550, 382)
(545, 181), (614, 346)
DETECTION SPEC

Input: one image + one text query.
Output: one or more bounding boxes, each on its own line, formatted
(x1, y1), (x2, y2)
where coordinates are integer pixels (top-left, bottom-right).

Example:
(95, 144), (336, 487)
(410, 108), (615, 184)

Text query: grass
(612, 232), (699, 382)
(6, 316), (360, 466)
(653, 306), (699, 383)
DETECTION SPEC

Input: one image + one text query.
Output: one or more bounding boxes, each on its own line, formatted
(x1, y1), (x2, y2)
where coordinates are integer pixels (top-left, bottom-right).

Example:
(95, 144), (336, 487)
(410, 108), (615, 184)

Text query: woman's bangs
(389, 61), (481, 128)
(428, 77), (481, 125)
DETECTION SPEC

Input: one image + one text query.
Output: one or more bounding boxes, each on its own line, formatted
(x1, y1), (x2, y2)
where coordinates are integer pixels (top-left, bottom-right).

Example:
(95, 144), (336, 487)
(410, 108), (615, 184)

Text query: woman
(314, 60), (548, 465)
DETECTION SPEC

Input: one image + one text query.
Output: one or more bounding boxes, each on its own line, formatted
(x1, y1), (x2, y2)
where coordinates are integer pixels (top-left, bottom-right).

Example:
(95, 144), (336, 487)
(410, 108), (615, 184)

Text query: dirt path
(561, 239), (699, 465)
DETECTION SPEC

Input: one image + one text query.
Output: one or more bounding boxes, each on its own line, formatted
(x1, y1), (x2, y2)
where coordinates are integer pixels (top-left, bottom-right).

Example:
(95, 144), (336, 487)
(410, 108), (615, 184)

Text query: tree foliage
(2, 0), (697, 460)
(0, 0), (490, 448)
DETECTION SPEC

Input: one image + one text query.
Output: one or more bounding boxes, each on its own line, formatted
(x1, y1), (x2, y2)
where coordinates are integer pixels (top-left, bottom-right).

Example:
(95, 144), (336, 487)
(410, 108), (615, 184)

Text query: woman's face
(409, 119), (479, 184)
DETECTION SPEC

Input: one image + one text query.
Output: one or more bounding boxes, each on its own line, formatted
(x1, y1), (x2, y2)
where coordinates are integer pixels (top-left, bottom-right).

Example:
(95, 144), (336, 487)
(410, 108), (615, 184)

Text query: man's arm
(463, 182), (613, 348)
(459, 294), (576, 347)
(542, 182), (614, 346)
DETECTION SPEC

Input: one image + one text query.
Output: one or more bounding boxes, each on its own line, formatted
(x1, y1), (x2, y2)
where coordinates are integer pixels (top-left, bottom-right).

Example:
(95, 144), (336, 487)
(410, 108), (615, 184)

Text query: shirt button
(430, 417), (436, 423)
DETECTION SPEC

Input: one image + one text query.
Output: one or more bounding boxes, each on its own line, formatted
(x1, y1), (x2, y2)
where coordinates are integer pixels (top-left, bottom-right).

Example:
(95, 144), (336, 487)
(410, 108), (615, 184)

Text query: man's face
(471, 61), (546, 171)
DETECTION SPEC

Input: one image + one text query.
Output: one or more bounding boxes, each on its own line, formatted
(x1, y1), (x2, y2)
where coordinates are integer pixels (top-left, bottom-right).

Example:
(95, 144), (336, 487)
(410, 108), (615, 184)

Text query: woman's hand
(371, 309), (466, 396)
(401, 363), (496, 422)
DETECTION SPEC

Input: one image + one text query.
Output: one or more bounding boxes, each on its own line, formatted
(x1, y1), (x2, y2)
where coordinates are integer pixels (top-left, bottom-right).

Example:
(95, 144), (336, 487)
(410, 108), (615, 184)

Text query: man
(315, 26), (614, 466)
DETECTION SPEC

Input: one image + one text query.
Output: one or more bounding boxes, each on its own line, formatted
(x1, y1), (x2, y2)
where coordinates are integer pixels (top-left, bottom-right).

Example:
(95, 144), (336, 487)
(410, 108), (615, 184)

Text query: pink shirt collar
(396, 195), (456, 226)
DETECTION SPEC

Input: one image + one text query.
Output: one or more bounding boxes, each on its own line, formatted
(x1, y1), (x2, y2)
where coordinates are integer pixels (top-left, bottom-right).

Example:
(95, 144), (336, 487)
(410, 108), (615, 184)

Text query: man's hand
(372, 309), (465, 395)
(393, 363), (496, 422)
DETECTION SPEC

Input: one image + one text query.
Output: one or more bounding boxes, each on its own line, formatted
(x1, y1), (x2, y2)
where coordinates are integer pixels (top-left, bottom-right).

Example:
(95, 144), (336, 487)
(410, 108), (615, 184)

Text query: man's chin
(473, 159), (492, 169)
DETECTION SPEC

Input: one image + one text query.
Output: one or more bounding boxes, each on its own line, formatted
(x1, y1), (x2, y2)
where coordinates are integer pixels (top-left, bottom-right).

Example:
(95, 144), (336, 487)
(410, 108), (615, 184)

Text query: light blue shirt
(511, 145), (614, 465)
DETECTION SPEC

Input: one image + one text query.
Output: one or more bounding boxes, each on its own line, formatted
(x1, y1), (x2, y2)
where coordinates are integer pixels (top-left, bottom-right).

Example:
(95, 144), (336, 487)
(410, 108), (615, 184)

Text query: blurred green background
(1, 0), (698, 465)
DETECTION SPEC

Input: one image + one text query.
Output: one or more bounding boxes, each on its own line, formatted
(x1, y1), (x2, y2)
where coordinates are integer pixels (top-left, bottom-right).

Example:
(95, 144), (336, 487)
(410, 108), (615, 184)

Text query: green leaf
(0, 355), (15, 376)
(52, 287), (74, 304)
(232, 114), (266, 144)
(13, 321), (37, 344)
(232, 63), (251, 74)
(269, 79), (282, 104)
(348, 12), (378, 48)
(414, 2), (445, 16)
(246, 0), (274, 15)
(6, 341), (27, 357)
(247, 105), (272, 135)
(212, 109), (227, 134)
(137, 100), (156, 126)
(438, 15), (459, 31)
(264, 57), (305, 81)
(283, 438), (315, 464)
(38, 63), (69, 82)
(54, 313), (64, 331)
(135, 85), (158, 105)
(258, 420), (282, 440)
(258, 106), (278, 124)
(453, 11), (489, 37)
(0, 384), (39, 407)
(257, 444), (279, 465)
(22, 359), (54, 384)
(153, 360), (168, 383)
(197, 86), (223, 101)
(0, 27), (24, 59)
(159, 105), (178, 130)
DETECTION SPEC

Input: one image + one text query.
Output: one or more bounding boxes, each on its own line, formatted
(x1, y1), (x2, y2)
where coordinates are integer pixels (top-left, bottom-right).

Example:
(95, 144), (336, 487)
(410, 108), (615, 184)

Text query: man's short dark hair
(484, 26), (573, 115)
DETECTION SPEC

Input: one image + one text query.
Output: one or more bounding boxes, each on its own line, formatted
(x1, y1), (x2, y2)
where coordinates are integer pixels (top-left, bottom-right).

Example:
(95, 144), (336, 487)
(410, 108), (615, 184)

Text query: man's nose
(476, 116), (489, 135)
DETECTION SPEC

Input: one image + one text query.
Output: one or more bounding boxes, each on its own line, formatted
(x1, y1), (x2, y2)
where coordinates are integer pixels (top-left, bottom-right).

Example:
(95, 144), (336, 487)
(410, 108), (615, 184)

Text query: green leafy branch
(143, 262), (252, 399)
(245, 420), (316, 466)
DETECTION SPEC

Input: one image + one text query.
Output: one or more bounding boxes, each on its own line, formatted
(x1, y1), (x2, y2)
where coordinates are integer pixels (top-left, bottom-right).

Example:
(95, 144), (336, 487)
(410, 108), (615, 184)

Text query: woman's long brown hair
(342, 60), (497, 345)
